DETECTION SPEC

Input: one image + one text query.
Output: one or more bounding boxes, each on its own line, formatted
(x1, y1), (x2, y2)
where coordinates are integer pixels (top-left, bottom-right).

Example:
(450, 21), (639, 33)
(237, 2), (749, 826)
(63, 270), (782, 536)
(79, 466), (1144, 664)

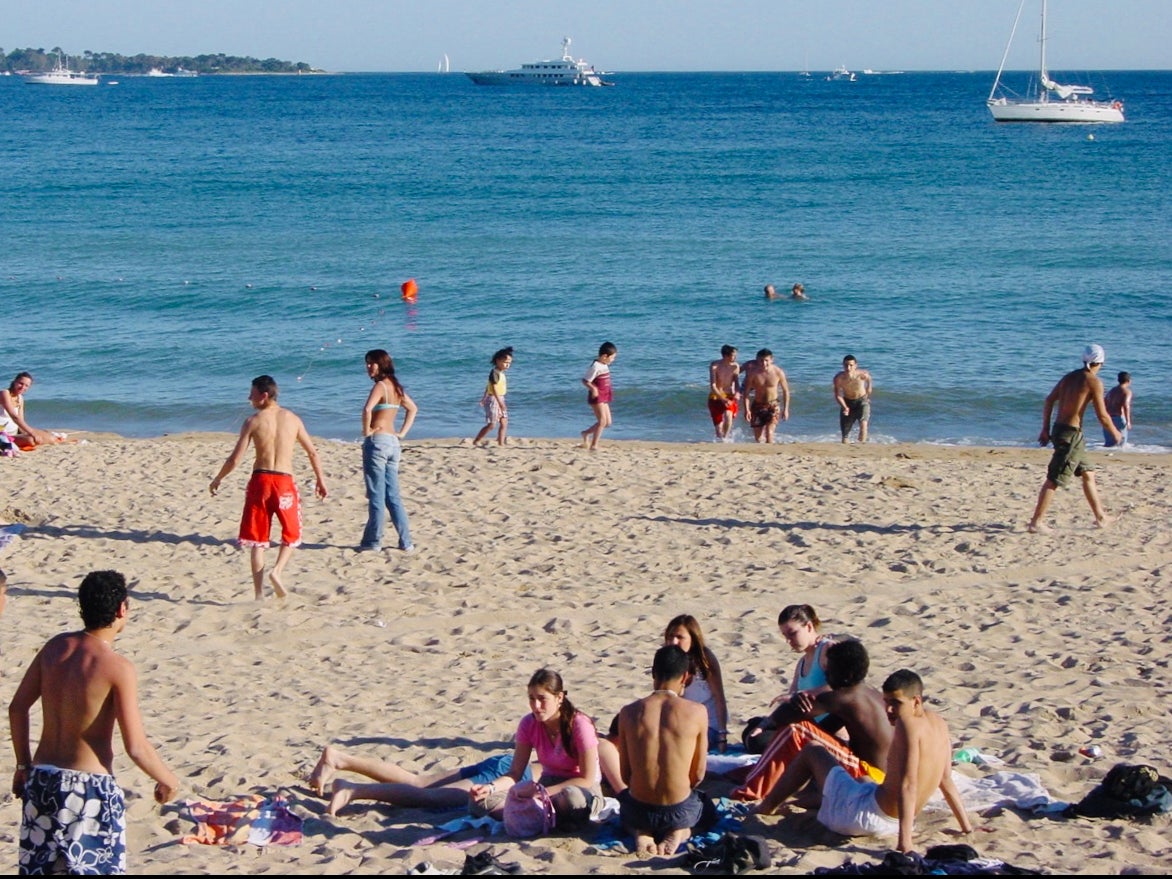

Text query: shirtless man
(8, 570), (180, 874)
(1027, 344), (1121, 533)
(1102, 371), (1132, 448)
(742, 349), (790, 443)
(707, 345), (741, 442)
(210, 375), (328, 598)
(744, 640), (892, 807)
(753, 669), (971, 854)
(617, 645), (709, 856)
(763, 284), (779, 300)
(833, 355), (873, 443)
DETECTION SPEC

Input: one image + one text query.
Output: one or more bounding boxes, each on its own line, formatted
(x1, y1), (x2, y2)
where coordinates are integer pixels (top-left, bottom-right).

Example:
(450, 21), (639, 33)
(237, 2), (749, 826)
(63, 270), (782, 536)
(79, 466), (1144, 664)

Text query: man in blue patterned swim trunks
(9, 571), (180, 875)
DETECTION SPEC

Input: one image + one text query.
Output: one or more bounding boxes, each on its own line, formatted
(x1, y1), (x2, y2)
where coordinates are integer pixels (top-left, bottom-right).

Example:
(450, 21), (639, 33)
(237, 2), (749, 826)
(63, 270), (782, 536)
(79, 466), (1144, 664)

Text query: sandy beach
(1, 433), (1170, 874)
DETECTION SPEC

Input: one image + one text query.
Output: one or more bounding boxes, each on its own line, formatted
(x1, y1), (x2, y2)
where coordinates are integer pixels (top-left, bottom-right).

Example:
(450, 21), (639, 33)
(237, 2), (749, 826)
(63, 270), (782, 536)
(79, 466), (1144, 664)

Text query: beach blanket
(181, 794), (302, 846)
(587, 795), (749, 854)
(924, 771), (1066, 815)
(412, 796), (624, 848)
(0, 523), (25, 554)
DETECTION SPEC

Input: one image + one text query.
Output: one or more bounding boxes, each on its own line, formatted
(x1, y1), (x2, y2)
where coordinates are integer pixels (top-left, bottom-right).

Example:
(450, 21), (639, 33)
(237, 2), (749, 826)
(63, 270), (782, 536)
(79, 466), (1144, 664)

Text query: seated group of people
(308, 607), (973, 856)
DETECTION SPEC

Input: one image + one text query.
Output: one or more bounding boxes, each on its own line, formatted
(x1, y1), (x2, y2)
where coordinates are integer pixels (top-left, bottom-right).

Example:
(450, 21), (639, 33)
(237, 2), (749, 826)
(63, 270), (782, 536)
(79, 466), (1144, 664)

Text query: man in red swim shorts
(707, 345), (741, 442)
(210, 375), (328, 599)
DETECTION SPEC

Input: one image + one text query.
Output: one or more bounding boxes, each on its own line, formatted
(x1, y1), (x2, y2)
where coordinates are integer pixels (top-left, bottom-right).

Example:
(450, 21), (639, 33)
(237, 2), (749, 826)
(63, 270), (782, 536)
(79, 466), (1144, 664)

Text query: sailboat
(987, 0), (1123, 123)
(438, 54), (450, 73)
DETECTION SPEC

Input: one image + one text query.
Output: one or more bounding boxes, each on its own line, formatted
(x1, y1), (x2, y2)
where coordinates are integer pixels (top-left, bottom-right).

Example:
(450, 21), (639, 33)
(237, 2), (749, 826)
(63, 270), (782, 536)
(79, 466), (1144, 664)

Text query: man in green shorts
(1028, 344), (1122, 533)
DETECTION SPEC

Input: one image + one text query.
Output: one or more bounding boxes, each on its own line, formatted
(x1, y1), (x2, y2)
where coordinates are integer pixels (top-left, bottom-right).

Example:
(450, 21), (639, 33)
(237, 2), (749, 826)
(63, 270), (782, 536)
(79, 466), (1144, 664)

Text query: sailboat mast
(1039, 0), (1048, 80)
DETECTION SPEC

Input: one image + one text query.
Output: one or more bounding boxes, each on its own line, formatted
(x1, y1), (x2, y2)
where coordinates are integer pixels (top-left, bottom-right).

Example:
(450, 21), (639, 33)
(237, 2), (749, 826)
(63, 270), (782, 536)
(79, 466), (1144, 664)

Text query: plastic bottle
(953, 747), (981, 764)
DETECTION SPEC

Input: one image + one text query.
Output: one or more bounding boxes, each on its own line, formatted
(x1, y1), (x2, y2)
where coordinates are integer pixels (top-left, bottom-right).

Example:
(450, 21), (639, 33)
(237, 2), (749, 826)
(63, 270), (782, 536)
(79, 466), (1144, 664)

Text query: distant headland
(1, 47), (323, 75)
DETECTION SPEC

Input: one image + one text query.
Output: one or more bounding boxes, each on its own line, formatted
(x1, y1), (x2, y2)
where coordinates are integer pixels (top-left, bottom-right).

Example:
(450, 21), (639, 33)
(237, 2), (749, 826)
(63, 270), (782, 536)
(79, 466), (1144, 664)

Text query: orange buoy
(401, 278), (418, 301)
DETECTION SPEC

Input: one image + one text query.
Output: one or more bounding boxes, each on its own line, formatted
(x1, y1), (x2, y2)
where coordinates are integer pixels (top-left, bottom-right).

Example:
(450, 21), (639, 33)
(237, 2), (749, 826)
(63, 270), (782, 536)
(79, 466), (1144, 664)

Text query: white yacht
(23, 54), (99, 86)
(466, 37), (611, 87)
(988, 0), (1123, 123)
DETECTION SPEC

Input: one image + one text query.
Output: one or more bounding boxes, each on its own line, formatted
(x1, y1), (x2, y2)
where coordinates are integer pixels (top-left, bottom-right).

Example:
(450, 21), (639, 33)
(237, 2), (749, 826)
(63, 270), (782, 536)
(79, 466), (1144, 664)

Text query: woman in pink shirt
(469, 668), (601, 818)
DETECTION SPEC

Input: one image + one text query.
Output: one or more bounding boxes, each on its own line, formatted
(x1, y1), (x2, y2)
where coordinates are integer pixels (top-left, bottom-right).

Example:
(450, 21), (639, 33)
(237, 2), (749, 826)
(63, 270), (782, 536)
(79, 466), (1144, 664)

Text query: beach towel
(924, 771), (1065, 815)
(180, 794), (302, 846)
(588, 795), (749, 854)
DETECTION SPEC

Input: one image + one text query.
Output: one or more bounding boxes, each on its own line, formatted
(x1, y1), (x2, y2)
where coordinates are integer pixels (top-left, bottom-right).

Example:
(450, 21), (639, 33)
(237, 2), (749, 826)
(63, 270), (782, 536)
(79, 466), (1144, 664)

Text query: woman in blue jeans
(359, 349), (417, 552)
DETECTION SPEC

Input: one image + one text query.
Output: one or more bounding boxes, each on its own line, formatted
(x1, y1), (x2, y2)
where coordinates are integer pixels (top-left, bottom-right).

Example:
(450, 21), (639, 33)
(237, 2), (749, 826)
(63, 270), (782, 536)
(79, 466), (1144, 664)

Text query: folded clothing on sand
(181, 794), (302, 846)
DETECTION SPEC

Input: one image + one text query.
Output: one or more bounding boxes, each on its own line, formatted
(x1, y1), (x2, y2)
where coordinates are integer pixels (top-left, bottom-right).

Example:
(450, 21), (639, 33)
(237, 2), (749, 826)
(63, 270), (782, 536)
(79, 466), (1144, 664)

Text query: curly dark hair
(78, 570), (127, 630)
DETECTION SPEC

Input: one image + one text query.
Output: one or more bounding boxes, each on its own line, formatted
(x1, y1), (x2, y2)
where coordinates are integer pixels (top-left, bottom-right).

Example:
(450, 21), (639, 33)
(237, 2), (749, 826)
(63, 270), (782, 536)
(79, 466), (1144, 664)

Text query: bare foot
(658, 828), (691, 855)
(1027, 521), (1051, 534)
(580, 429), (592, 449)
(1094, 515), (1113, 529)
(307, 746), (338, 795)
(327, 779), (357, 816)
(634, 833), (656, 858)
(269, 571), (288, 598)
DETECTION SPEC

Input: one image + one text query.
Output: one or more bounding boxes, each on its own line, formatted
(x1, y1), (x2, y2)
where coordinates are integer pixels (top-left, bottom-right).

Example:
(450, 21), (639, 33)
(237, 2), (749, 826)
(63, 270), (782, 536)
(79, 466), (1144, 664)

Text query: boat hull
(988, 99), (1123, 123)
(23, 72), (99, 86)
(465, 71), (602, 87)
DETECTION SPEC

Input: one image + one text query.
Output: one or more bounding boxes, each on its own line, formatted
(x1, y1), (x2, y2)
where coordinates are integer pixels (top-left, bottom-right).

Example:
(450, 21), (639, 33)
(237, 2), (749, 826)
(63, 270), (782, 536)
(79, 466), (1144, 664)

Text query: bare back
(817, 685), (892, 770)
(27, 633), (126, 774)
(876, 709), (952, 816)
(364, 378), (408, 435)
(619, 693), (707, 805)
(245, 405), (309, 473)
(1104, 385), (1129, 419)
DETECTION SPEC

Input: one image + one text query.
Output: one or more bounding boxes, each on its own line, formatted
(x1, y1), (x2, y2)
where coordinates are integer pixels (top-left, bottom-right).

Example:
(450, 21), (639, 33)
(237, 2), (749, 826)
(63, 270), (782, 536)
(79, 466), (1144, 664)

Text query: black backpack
(1066, 762), (1172, 819)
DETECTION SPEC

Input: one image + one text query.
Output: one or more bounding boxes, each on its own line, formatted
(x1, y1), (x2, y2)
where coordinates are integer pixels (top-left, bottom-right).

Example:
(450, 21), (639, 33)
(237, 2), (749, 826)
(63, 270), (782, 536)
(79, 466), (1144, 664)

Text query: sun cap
(1082, 343), (1105, 365)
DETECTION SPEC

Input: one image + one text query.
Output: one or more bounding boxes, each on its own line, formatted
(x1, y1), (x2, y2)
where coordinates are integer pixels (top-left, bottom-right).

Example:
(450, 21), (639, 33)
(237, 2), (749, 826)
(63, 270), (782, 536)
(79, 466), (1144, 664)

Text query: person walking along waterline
(359, 349), (418, 553)
(581, 342), (618, 450)
(473, 347), (513, 447)
(1027, 344), (1121, 533)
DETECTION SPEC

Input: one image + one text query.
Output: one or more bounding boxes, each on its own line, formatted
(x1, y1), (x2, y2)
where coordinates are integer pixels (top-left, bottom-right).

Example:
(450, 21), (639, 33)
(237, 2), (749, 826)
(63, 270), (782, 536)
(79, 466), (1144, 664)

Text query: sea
(2, 70), (1169, 450)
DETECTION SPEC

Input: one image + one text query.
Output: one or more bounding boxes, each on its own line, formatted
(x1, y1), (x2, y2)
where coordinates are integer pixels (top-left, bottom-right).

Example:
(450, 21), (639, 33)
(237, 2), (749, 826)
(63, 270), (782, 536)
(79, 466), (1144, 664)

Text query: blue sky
(3, 0), (1167, 72)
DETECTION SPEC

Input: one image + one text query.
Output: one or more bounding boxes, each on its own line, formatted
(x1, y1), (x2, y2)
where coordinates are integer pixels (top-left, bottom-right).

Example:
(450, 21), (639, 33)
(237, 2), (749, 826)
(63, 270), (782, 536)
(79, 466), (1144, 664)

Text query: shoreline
(32, 424), (1172, 456)
(2, 433), (1170, 873)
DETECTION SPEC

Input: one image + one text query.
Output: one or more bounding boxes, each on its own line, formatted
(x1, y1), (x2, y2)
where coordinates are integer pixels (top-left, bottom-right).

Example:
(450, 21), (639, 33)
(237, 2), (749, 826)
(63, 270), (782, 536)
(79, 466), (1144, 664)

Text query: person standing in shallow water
(833, 355), (872, 443)
(1027, 344), (1121, 533)
(359, 350), (418, 553)
(1103, 371), (1132, 448)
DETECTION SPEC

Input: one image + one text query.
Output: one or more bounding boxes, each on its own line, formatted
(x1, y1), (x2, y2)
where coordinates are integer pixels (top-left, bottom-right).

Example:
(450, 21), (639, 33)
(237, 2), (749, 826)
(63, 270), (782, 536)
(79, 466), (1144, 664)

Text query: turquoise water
(2, 71), (1169, 448)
